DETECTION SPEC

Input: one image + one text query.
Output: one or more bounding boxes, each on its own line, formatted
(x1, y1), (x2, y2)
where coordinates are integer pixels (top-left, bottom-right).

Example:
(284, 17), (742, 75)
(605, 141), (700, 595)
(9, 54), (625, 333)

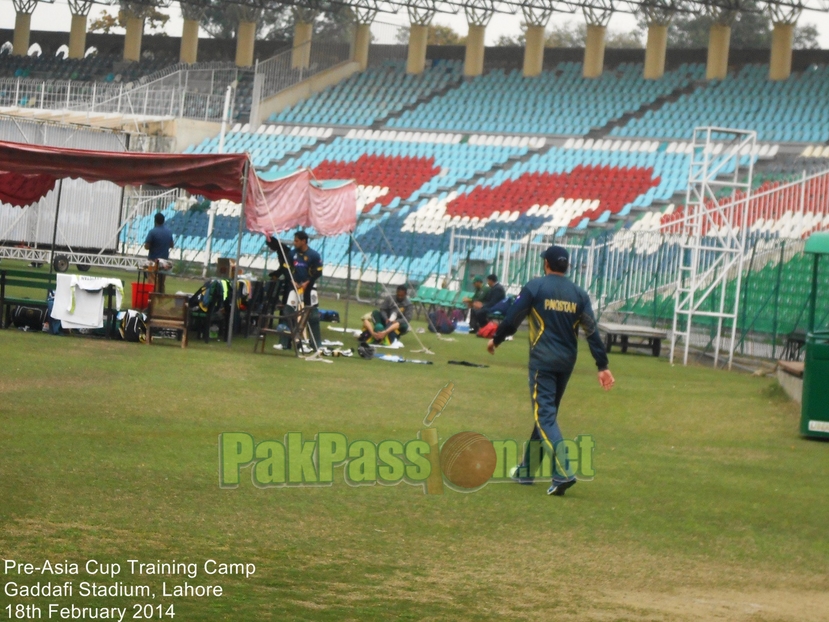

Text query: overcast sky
(1, 0), (828, 50)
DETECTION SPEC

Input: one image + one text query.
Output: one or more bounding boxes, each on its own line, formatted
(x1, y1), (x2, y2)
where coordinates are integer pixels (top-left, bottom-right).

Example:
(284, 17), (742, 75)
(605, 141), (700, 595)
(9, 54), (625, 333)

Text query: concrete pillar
(180, 18), (200, 64)
(123, 15), (144, 62)
(769, 22), (794, 81)
(464, 24), (485, 77)
(407, 24), (429, 75)
(236, 20), (256, 67)
(68, 13), (88, 59)
(644, 23), (668, 80)
(583, 24), (606, 79)
(291, 21), (312, 69)
(352, 23), (371, 71)
(13, 12), (31, 57)
(523, 24), (545, 77)
(706, 23), (731, 80)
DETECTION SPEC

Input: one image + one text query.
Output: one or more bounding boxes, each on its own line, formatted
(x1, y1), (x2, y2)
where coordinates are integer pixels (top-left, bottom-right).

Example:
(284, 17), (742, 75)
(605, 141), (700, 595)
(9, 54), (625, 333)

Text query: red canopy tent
(0, 141), (253, 207)
(0, 140), (357, 345)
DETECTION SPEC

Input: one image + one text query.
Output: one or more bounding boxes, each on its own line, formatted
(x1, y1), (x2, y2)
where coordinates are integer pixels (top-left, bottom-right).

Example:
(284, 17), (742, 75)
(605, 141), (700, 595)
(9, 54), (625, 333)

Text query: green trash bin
(800, 232), (829, 439)
(801, 331), (829, 438)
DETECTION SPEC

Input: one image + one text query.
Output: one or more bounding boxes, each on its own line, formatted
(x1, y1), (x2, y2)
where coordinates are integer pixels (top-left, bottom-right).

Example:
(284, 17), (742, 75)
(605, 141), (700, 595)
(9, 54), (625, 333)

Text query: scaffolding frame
(670, 126), (756, 369)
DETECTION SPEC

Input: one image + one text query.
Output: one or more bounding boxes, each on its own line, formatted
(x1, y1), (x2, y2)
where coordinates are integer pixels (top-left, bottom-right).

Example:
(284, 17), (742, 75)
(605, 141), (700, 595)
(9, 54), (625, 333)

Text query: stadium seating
(270, 135), (527, 209)
(0, 53), (176, 84)
(613, 64), (829, 143)
(185, 125), (331, 168)
(619, 250), (829, 337)
(269, 59), (462, 127)
(388, 62), (697, 135)
(123, 55), (829, 313)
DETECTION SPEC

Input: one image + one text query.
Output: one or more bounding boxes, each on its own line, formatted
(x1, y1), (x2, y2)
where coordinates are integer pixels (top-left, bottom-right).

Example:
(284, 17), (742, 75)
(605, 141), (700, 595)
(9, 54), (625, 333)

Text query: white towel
(51, 274), (124, 329)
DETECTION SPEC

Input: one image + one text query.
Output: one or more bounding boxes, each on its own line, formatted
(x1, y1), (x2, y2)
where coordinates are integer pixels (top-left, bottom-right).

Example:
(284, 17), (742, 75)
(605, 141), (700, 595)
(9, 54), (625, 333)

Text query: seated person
(463, 276), (490, 333)
(471, 274), (507, 331)
(360, 285), (414, 345)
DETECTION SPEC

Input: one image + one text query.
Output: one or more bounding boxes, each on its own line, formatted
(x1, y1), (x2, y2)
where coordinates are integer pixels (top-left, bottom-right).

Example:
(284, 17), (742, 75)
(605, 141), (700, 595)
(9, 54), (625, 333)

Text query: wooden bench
(0, 269), (54, 328)
(599, 321), (668, 357)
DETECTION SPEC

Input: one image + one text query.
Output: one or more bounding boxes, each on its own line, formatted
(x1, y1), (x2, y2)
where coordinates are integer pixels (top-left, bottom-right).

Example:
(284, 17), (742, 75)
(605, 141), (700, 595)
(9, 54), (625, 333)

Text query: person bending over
(361, 285), (414, 344)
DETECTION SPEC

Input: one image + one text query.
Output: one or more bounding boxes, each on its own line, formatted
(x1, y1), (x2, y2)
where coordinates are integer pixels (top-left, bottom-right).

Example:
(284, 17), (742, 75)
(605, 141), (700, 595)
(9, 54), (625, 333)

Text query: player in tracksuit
(289, 231), (323, 350)
(487, 245), (615, 496)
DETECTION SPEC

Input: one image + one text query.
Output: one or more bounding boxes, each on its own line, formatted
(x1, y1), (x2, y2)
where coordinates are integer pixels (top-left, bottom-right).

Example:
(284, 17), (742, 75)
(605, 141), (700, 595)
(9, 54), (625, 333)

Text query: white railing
(249, 38), (353, 126)
(659, 167), (829, 237)
(73, 65), (253, 122)
(0, 63), (253, 123)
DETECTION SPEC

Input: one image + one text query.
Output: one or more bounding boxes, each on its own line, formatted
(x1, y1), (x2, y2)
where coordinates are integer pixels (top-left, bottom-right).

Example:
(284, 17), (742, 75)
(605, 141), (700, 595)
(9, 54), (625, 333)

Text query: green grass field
(1, 271), (828, 621)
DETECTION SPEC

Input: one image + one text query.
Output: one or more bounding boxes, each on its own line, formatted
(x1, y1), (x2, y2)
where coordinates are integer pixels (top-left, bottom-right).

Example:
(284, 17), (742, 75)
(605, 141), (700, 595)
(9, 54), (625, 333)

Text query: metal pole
(203, 205), (216, 279)
(502, 231), (510, 284)
(49, 180), (64, 277)
(344, 234), (353, 329)
(227, 159), (251, 347)
(808, 255), (818, 333)
(771, 242), (785, 359)
(218, 85), (232, 154)
(447, 227), (455, 285)
(739, 242), (756, 354)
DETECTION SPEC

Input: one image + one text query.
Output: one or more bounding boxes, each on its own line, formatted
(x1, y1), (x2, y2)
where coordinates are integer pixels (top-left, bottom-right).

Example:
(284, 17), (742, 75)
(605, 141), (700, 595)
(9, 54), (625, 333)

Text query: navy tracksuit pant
(520, 367), (575, 485)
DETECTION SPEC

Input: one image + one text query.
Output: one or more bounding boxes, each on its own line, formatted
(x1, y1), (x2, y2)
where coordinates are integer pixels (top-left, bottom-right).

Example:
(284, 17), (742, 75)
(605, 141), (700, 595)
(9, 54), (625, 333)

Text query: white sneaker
(273, 344), (284, 350)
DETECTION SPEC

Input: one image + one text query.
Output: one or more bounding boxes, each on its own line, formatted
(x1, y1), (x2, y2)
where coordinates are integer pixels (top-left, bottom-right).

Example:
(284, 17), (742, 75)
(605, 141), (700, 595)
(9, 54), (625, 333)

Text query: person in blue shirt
(290, 231), (323, 351)
(144, 213), (174, 293)
(487, 245), (615, 496)
(144, 213), (174, 260)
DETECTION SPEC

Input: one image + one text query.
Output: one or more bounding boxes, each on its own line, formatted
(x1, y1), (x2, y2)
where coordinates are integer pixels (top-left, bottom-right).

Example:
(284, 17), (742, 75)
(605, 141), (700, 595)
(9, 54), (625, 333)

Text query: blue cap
(541, 245), (569, 271)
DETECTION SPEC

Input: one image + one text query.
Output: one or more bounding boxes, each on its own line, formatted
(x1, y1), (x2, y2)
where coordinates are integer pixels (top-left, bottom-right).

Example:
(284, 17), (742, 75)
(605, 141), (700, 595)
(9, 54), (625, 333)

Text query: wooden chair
(253, 304), (313, 356)
(146, 293), (190, 348)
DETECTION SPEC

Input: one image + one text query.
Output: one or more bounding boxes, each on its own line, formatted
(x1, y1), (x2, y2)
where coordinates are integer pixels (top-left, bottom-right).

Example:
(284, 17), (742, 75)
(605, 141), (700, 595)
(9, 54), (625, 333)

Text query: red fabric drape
(0, 172), (57, 206)
(0, 139), (357, 237)
(0, 140), (249, 206)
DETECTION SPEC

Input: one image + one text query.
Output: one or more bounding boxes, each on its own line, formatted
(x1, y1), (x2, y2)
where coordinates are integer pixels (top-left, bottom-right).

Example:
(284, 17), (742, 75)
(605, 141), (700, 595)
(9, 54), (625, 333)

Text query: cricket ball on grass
(440, 432), (497, 490)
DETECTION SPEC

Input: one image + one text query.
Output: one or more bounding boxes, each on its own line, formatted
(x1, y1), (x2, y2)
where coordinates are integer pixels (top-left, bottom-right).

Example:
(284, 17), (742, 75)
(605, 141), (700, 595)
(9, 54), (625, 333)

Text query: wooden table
(598, 322), (668, 357)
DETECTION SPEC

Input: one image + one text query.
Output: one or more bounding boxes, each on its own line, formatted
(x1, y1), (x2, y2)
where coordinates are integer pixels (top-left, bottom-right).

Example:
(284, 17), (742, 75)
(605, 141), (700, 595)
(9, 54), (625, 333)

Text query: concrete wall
(7, 30), (828, 75)
(163, 118), (221, 153)
(777, 368), (803, 404)
(369, 44), (829, 74)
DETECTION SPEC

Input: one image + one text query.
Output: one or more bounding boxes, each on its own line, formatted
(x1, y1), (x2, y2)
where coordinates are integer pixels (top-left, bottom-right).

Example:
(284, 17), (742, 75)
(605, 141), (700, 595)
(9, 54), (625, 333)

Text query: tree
(394, 23), (465, 45)
(199, 5), (292, 41)
(635, 0), (820, 49)
(606, 29), (643, 49)
(196, 0), (352, 43)
(545, 22), (584, 47)
(88, 8), (170, 35)
(494, 21), (642, 48)
(793, 23), (820, 50)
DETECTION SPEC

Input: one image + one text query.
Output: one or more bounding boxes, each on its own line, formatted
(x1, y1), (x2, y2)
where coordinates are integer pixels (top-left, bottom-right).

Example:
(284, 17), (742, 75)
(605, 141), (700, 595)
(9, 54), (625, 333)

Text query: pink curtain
(245, 169), (310, 235)
(0, 140), (357, 238)
(309, 182), (357, 236)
